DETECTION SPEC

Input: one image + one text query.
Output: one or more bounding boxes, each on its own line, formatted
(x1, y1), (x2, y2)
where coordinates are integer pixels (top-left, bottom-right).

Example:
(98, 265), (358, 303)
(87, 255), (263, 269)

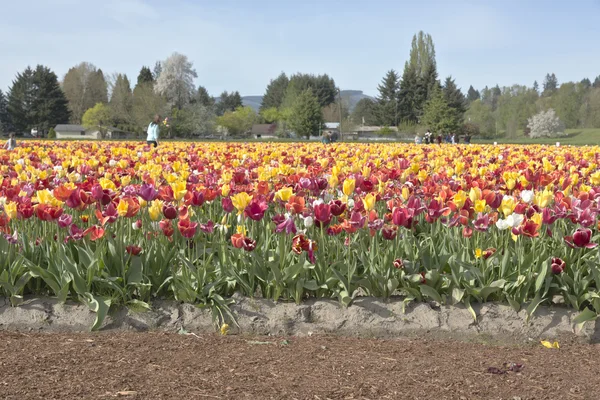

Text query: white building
(54, 125), (101, 140)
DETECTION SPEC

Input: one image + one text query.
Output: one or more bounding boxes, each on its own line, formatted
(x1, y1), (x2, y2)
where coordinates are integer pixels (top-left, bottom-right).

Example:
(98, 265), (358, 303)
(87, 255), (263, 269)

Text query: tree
(137, 66), (154, 87)
(420, 85), (458, 133)
(260, 73), (289, 111)
(153, 61), (162, 80)
(375, 70), (400, 126)
(154, 52), (197, 109)
(287, 89), (323, 139)
(443, 76), (466, 123)
(481, 85), (502, 111)
(350, 98), (378, 126)
(593, 76), (600, 89)
(322, 100), (349, 123)
(542, 73), (558, 96)
(533, 80), (539, 93)
(62, 62), (108, 123)
(82, 103), (111, 136)
(552, 82), (584, 129)
(282, 73), (336, 109)
(260, 107), (281, 124)
(47, 127), (56, 139)
(8, 65), (70, 134)
(496, 85), (538, 138)
(216, 91), (243, 115)
(467, 85), (480, 103)
(194, 86), (215, 108)
(109, 74), (133, 127)
(0, 89), (10, 133)
(132, 82), (168, 134)
(170, 103), (215, 138)
(527, 109), (564, 138)
(581, 78), (592, 89)
(216, 106), (256, 136)
(465, 100), (496, 138)
(578, 88), (600, 128)
(398, 63), (425, 123)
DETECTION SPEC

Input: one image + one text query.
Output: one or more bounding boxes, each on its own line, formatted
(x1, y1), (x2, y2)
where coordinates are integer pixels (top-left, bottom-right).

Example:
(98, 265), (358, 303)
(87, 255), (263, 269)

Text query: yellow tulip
(148, 200), (163, 221)
(531, 213), (542, 228)
(362, 193), (377, 211)
(4, 201), (17, 220)
(474, 199), (487, 213)
(231, 192), (252, 214)
(221, 184), (231, 197)
(474, 248), (482, 259)
(328, 174), (339, 189)
(275, 187), (293, 202)
(401, 187), (410, 201)
(171, 181), (187, 201)
(99, 178), (116, 191)
(343, 178), (355, 196)
(117, 199), (129, 217)
(453, 190), (467, 209)
(500, 196), (516, 217)
(417, 169), (428, 183)
(121, 175), (131, 187)
(469, 187), (481, 203)
(362, 165), (371, 178)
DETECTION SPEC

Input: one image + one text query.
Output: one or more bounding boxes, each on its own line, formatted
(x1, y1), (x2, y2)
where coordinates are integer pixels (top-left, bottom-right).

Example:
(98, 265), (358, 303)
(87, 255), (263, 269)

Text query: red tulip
(177, 218), (198, 239)
(231, 233), (245, 249)
(565, 228), (597, 248)
(483, 248), (496, 260)
(329, 199), (346, 216)
(83, 225), (105, 241)
(551, 257), (565, 274)
(382, 225), (397, 240)
(126, 245), (142, 256)
(314, 203), (332, 225)
(393, 259), (404, 269)
(159, 220), (174, 237)
(162, 203), (178, 220)
(244, 196), (268, 221)
(35, 204), (63, 221)
(242, 237), (257, 252)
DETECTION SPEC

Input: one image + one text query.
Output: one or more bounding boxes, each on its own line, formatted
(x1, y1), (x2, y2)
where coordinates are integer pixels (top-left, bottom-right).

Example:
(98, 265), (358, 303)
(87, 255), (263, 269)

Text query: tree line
(2, 31), (600, 139)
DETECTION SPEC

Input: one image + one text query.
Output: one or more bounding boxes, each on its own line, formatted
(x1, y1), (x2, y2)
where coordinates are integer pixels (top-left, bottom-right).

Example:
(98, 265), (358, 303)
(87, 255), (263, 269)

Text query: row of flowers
(1, 141), (600, 329)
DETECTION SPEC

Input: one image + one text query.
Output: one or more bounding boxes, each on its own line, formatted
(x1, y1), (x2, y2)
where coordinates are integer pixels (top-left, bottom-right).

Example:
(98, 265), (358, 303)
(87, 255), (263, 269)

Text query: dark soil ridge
(1, 295), (598, 343)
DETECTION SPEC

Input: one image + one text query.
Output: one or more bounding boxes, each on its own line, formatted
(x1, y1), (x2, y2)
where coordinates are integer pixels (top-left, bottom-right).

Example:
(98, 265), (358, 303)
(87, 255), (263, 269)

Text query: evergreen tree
(194, 86), (215, 108)
(216, 91), (243, 115)
(375, 69), (400, 126)
(0, 89), (10, 133)
(594, 75), (600, 89)
(580, 78), (592, 89)
(153, 61), (162, 80)
(467, 85), (480, 103)
(543, 73), (558, 96)
(109, 74), (133, 127)
(137, 66), (154, 86)
(282, 73), (336, 109)
(533, 80), (539, 93)
(421, 85), (459, 134)
(8, 65), (70, 134)
(287, 89), (323, 139)
(398, 62), (425, 123)
(443, 76), (467, 122)
(350, 98), (378, 126)
(260, 72), (289, 111)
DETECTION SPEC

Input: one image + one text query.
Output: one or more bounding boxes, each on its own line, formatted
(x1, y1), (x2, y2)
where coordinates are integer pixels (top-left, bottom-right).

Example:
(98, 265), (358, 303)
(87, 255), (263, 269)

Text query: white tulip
(520, 190), (534, 204)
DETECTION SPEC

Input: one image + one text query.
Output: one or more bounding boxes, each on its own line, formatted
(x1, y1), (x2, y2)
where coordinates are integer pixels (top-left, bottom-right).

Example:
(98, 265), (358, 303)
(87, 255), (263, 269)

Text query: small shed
(251, 124), (278, 139)
(54, 125), (101, 140)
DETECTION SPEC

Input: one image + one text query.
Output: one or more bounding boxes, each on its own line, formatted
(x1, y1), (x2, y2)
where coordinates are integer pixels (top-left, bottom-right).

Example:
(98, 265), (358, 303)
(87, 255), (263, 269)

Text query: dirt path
(0, 332), (598, 400)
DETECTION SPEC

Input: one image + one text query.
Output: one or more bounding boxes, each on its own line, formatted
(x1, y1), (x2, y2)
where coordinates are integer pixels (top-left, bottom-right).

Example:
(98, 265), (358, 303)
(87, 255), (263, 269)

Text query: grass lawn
(473, 128), (600, 146)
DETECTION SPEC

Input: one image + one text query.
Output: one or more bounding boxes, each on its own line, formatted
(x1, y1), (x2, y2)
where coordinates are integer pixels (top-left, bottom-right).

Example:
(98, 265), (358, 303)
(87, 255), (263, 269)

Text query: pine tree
(533, 80), (539, 93)
(260, 72), (289, 111)
(421, 85), (459, 134)
(467, 85), (480, 103)
(543, 73), (558, 96)
(0, 89), (10, 133)
(398, 63), (423, 123)
(216, 91), (243, 115)
(443, 76), (466, 123)
(580, 78), (592, 89)
(375, 70), (400, 126)
(288, 89), (323, 139)
(195, 86), (215, 108)
(109, 74), (133, 127)
(137, 66), (154, 86)
(8, 65), (70, 134)
(594, 76), (600, 89)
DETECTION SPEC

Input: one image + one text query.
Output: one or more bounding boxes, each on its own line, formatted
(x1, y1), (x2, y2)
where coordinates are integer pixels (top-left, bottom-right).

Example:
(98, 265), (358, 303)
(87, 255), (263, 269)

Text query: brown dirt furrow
(0, 332), (598, 400)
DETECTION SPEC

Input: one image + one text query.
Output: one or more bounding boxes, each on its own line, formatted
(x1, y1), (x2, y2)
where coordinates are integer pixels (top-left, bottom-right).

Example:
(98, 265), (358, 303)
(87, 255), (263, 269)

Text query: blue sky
(1, 0), (599, 97)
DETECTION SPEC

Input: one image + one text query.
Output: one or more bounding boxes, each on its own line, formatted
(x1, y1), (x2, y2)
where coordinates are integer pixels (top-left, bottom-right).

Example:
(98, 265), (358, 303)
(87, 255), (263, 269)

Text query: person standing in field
(146, 115), (161, 148)
(4, 133), (17, 150)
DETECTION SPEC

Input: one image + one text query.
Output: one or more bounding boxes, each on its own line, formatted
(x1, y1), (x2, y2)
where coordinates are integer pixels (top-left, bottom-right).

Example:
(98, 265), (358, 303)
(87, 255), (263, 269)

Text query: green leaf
(451, 287), (465, 304)
(525, 294), (545, 322)
(127, 299), (152, 312)
(573, 307), (597, 333)
(83, 293), (111, 331)
(480, 280), (506, 301)
(127, 256), (144, 285)
(420, 285), (442, 303)
(535, 260), (548, 294)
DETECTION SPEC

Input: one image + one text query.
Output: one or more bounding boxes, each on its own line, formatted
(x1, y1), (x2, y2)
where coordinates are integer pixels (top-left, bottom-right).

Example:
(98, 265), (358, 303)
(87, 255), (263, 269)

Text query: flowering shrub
(1, 141), (600, 330)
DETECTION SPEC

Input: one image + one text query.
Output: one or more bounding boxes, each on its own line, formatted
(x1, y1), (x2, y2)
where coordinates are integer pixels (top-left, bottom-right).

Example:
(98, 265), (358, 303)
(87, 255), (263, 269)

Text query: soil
(1, 331), (599, 400)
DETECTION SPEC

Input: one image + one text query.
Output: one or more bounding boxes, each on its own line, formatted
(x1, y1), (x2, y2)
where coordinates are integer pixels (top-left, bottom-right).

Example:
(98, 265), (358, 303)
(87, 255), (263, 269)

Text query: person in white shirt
(4, 133), (16, 150)
(146, 115), (161, 147)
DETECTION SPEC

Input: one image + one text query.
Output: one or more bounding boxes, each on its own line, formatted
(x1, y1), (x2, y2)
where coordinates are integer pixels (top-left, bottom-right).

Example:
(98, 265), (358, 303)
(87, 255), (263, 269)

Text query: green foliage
(170, 103), (216, 138)
(132, 83), (168, 135)
(47, 127), (56, 139)
(282, 73), (337, 109)
(460, 122), (480, 137)
(82, 103), (111, 134)
(287, 89), (323, 139)
(398, 63), (425, 123)
(465, 100), (496, 138)
(194, 86), (215, 108)
(467, 85), (480, 103)
(350, 98), (378, 126)
(421, 85), (459, 133)
(260, 73), (289, 111)
(260, 107), (281, 124)
(543, 73), (558, 96)
(8, 65), (71, 134)
(398, 119), (420, 135)
(216, 91), (243, 116)
(551, 82), (584, 129)
(62, 63), (108, 123)
(495, 85), (538, 138)
(216, 106), (257, 136)
(375, 70), (400, 126)
(443, 76), (467, 123)
(136, 66), (154, 86)
(109, 74), (133, 127)
(375, 126), (395, 135)
(0, 89), (10, 133)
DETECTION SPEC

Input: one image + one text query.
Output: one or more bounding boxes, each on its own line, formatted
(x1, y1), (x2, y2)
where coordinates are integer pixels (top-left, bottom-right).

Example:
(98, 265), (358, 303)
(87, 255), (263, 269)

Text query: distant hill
(233, 90), (375, 113)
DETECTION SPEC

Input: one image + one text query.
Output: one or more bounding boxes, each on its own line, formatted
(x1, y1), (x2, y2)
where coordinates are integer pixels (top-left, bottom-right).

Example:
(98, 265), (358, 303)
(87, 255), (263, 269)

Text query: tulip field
(2, 141), (600, 330)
